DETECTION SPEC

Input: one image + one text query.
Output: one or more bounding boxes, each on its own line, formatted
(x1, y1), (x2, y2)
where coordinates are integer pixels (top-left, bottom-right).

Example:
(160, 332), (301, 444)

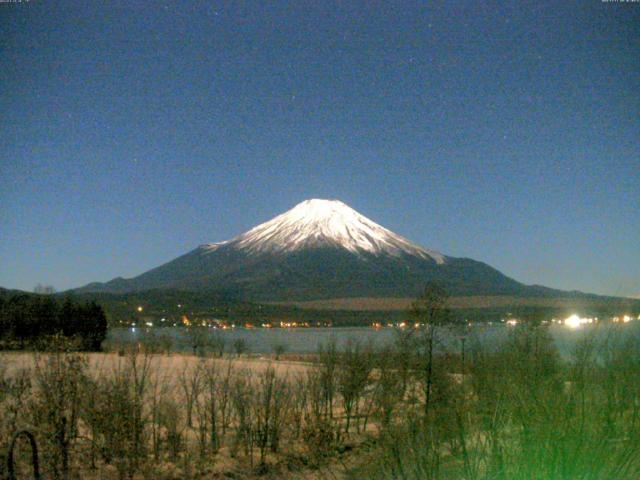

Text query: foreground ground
(2, 323), (640, 479)
(1, 350), (363, 479)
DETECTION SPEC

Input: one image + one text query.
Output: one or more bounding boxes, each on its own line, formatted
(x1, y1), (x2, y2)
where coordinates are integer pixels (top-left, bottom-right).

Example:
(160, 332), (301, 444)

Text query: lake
(107, 322), (640, 358)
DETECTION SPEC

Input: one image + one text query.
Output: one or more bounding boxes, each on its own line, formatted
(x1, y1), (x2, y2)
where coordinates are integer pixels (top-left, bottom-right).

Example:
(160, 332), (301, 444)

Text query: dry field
(0, 351), (313, 382)
(0, 348), (372, 480)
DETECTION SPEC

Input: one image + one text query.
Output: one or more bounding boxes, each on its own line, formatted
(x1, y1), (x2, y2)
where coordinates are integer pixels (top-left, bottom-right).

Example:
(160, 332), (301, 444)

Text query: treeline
(0, 292), (107, 351)
(78, 287), (636, 328)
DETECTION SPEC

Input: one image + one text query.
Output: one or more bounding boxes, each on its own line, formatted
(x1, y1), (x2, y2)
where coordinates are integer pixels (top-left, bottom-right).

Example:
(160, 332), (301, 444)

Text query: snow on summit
(203, 199), (445, 263)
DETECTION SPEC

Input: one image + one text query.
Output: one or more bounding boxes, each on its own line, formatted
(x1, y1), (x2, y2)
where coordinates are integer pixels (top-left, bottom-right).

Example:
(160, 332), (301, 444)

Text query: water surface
(107, 322), (640, 358)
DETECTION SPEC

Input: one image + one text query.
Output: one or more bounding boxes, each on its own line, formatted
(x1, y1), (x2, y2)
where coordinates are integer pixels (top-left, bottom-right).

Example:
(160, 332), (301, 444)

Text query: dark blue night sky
(1, 1), (638, 296)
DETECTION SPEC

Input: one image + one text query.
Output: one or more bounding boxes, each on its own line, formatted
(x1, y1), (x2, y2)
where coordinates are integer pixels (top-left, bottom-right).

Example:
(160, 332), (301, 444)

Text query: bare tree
(30, 345), (87, 480)
(179, 362), (204, 428)
(273, 343), (287, 360)
(337, 339), (373, 434)
(211, 330), (226, 358)
(233, 338), (248, 357)
(411, 282), (450, 418)
(185, 327), (210, 356)
(34, 284), (56, 295)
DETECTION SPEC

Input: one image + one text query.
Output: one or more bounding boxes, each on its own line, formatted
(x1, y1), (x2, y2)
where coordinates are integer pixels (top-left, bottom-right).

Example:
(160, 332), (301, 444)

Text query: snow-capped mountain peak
(203, 199), (445, 263)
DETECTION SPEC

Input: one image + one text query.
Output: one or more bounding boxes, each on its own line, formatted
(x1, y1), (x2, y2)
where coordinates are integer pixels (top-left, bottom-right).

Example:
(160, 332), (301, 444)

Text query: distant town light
(564, 314), (595, 328)
(565, 314), (581, 328)
(137, 306), (143, 312)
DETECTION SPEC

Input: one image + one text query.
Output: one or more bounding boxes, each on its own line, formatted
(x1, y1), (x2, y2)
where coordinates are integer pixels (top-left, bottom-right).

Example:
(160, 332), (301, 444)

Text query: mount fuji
(77, 199), (552, 300)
